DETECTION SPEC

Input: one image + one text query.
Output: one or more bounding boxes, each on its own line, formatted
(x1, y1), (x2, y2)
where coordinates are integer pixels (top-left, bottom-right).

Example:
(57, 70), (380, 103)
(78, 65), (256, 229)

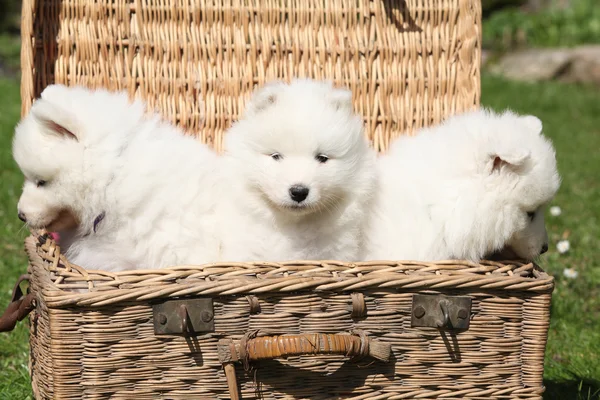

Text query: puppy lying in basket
(12, 85), (224, 271)
(12, 81), (560, 272)
(217, 79), (376, 262)
(364, 109), (561, 262)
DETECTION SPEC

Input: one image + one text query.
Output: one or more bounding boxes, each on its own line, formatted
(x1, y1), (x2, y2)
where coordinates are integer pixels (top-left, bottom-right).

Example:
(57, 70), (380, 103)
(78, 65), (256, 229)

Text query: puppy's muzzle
(18, 211), (27, 222)
(540, 243), (549, 254)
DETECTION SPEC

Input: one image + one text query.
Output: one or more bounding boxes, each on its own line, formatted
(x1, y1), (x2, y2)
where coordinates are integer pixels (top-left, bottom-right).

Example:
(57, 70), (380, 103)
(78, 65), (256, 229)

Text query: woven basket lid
(20, 0), (481, 152)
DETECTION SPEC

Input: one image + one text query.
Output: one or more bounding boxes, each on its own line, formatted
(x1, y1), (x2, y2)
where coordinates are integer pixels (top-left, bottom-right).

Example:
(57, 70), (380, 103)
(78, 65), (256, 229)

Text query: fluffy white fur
(13, 85), (223, 271)
(218, 79), (376, 262)
(364, 108), (561, 262)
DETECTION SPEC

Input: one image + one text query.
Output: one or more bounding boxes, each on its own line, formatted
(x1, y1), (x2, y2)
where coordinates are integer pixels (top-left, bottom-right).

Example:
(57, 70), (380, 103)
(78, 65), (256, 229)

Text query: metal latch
(411, 294), (472, 330)
(153, 298), (215, 335)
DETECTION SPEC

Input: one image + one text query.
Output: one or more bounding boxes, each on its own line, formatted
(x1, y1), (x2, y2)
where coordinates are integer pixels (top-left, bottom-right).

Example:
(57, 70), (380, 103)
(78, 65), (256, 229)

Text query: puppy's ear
(490, 149), (531, 174)
(329, 87), (353, 112)
(520, 115), (543, 135)
(245, 81), (287, 115)
(31, 98), (79, 141)
(42, 119), (78, 141)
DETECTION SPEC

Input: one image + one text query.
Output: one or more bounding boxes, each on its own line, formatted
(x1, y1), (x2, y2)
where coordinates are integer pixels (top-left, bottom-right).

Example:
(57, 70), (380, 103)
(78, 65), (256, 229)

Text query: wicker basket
(4, 0), (554, 398)
(20, 236), (554, 399)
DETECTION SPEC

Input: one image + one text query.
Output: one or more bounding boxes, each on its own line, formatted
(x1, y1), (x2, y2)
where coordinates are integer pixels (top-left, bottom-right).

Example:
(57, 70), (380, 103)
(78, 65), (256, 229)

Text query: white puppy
(13, 85), (223, 272)
(218, 79), (376, 262)
(364, 108), (561, 262)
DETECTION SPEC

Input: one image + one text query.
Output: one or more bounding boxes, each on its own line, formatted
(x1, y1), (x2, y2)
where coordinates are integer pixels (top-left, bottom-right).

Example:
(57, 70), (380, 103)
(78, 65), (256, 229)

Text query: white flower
(557, 240), (570, 254)
(550, 206), (562, 217)
(563, 268), (578, 279)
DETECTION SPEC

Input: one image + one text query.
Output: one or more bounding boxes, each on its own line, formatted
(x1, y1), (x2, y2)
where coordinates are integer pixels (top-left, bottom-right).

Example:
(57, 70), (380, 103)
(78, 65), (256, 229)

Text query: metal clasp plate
(411, 294), (472, 330)
(153, 298), (215, 335)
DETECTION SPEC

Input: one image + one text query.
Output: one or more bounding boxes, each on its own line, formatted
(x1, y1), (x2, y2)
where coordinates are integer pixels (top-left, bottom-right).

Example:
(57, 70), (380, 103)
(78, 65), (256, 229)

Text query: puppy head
(480, 110), (560, 260)
(14, 84), (145, 232)
(13, 86), (87, 231)
(225, 79), (373, 215)
(500, 205), (550, 261)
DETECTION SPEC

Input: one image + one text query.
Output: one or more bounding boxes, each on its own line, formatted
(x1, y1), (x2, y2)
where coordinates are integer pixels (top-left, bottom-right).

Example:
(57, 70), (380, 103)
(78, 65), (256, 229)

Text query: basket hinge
(152, 298), (215, 335)
(411, 294), (472, 330)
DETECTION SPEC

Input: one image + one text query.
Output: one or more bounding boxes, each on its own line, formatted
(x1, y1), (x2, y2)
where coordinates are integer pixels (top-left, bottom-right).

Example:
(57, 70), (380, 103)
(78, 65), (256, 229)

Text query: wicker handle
(218, 331), (390, 363)
(0, 274), (35, 333)
(218, 331), (391, 400)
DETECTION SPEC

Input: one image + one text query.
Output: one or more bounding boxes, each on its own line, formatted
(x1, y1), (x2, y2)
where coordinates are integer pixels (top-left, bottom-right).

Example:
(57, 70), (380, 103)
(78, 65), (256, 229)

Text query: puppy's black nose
(289, 185), (309, 203)
(540, 243), (549, 254)
(18, 211), (26, 222)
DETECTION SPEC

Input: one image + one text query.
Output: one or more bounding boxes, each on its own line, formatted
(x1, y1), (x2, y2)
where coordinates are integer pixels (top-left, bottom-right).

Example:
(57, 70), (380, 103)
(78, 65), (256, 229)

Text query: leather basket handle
(0, 274), (36, 333)
(218, 331), (391, 400)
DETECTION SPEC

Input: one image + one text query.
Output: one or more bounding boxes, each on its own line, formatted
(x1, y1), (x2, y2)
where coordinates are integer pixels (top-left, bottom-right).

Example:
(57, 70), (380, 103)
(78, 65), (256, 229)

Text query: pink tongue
(49, 232), (60, 242)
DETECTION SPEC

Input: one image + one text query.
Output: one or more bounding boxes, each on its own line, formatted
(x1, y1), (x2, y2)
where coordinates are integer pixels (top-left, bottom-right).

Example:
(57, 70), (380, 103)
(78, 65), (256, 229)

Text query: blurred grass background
(0, 0), (599, 398)
(484, 0), (600, 51)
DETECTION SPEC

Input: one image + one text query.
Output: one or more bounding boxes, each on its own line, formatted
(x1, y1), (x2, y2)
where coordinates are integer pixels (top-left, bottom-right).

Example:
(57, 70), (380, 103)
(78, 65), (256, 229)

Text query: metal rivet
(158, 313), (167, 325)
(457, 309), (468, 319)
(414, 306), (426, 319)
(201, 310), (213, 322)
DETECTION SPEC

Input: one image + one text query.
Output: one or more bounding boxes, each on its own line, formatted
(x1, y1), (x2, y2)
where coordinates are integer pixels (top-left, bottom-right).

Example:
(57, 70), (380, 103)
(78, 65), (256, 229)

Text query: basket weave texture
(21, 0), (481, 152)
(27, 236), (553, 399)
(17, 0), (554, 399)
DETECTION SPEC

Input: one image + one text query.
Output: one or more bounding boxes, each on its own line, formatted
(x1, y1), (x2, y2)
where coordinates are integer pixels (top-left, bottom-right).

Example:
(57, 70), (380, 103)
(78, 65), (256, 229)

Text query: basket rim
(25, 234), (554, 308)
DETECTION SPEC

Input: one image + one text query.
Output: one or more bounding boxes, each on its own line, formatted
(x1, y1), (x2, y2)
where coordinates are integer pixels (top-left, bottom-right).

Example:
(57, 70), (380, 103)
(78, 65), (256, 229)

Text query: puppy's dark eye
(36, 180), (47, 188)
(315, 154), (329, 163)
(527, 211), (535, 221)
(270, 153), (282, 161)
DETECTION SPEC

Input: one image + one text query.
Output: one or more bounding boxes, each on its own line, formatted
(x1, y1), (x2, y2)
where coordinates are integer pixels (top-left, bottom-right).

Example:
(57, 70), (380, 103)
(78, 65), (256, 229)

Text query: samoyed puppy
(364, 108), (561, 262)
(13, 84), (223, 272)
(218, 79), (376, 262)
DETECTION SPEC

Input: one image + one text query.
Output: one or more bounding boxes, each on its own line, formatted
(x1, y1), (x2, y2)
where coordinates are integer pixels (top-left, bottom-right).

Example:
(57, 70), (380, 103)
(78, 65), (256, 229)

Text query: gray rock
(491, 46), (600, 86)
(560, 46), (600, 86)
(523, 0), (570, 12)
(490, 48), (572, 82)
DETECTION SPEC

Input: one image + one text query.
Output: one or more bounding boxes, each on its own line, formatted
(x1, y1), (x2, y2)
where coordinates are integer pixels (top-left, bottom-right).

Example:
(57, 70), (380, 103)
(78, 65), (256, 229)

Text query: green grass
(0, 74), (599, 399)
(0, 34), (20, 72)
(0, 77), (32, 400)
(483, 0), (600, 51)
